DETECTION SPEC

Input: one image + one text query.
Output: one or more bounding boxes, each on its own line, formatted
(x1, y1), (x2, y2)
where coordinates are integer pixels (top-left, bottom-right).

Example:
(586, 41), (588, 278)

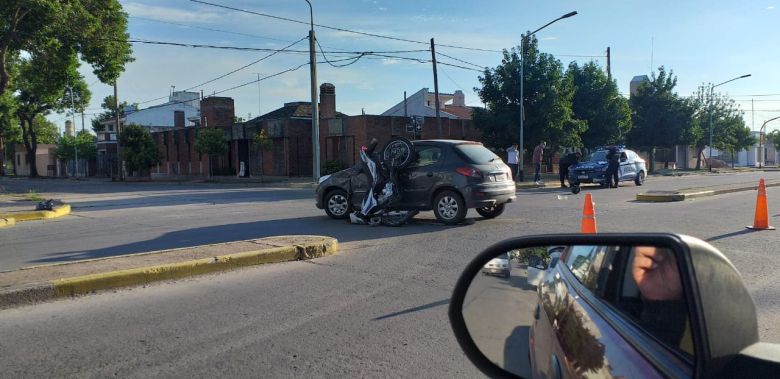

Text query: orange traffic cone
(747, 178), (775, 230)
(581, 193), (597, 234)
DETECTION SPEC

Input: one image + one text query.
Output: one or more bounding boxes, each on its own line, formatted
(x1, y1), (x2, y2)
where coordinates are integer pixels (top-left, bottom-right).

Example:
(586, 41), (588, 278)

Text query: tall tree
(119, 124), (160, 175)
(91, 95), (131, 132)
(0, 1), (133, 96)
(194, 128), (228, 177)
(628, 67), (694, 172)
(567, 62), (632, 149)
(474, 35), (582, 161)
(13, 47), (90, 177)
(688, 86), (747, 169)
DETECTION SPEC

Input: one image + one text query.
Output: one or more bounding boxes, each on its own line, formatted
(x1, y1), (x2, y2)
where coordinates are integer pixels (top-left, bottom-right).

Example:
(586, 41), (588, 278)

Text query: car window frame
(558, 246), (696, 377)
(408, 144), (444, 169)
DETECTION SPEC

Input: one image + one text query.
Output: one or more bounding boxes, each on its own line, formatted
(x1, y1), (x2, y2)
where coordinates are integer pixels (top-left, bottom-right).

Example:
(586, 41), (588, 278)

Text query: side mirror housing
(448, 233), (774, 378)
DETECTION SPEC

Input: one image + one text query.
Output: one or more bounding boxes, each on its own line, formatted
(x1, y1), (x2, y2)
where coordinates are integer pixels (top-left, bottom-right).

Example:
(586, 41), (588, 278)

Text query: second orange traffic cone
(581, 193), (597, 234)
(747, 178), (775, 230)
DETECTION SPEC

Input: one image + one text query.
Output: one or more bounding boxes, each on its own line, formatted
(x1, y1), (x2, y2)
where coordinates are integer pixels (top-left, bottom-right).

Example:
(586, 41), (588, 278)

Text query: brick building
(147, 83), (481, 178)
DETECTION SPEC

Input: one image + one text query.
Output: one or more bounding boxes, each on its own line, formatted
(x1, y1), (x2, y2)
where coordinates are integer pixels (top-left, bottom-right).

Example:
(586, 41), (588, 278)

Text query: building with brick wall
(145, 83), (481, 179)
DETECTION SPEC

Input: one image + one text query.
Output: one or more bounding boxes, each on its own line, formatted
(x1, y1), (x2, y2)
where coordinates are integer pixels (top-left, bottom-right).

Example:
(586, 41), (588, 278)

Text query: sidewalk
(0, 235), (337, 309)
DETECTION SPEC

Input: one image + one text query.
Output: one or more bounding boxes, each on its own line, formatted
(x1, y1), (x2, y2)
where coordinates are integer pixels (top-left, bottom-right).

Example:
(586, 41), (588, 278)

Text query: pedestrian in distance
(532, 141), (546, 184)
(505, 143), (520, 181)
(558, 151), (582, 188)
(606, 145), (621, 188)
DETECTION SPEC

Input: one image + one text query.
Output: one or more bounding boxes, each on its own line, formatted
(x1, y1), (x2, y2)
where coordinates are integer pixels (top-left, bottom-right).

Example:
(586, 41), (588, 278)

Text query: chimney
(65, 120), (74, 137)
(453, 90), (466, 106)
(199, 97), (235, 128)
(174, 111), (185, 128)
(320, 83), (336, 119)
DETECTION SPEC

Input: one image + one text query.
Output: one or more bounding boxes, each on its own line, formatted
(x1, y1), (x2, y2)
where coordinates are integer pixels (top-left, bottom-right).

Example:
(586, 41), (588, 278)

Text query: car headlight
(318, 174), (331, 184)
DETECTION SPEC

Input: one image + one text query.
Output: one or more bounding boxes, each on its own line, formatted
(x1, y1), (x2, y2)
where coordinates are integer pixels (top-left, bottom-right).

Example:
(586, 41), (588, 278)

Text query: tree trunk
(731, 149), (735, 168)
(18, 113), (39, 177)
(648, 148), (656, 174)
(695, 147), (704, 170)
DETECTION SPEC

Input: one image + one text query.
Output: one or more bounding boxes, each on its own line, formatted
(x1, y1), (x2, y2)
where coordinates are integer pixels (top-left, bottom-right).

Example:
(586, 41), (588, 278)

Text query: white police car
(569, 146), (646, 191)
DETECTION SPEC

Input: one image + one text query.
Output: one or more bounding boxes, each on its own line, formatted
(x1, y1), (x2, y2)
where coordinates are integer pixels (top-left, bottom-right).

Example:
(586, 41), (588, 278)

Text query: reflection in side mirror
(451, 237), (701, 379)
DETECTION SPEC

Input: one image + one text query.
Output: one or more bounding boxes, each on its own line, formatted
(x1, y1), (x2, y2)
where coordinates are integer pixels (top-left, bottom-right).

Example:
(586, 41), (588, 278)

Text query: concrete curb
(636, 181), (780, 202)
(0, 236), (337, 309)
(0, 204), (71, 223)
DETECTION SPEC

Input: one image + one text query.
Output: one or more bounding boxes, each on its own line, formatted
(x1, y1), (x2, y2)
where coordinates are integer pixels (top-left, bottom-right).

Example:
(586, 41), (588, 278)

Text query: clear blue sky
(53, 0), (780, 133)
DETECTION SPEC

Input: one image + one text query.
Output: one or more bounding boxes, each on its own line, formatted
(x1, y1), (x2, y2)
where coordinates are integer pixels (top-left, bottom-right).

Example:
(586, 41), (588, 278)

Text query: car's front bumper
(482, 268), (510, 276)
(571, 171), (608, 184)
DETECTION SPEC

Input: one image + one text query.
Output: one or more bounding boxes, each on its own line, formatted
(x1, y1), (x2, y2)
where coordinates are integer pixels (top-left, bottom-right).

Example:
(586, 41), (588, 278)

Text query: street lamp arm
(714, 74), (751, 88)
(304, 0), (313, 28)
(525, 11), (578, 39)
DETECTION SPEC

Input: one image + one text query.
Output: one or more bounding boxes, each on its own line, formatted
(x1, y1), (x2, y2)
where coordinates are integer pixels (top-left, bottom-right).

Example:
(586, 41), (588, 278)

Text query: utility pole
(305, 0), (320, 181)
(403, 91), (407, 118)
(430, 38), (442, 138)
(67, 86), (79, 177)
(606, 47), (611, 80)
(114, 81), (123, 180)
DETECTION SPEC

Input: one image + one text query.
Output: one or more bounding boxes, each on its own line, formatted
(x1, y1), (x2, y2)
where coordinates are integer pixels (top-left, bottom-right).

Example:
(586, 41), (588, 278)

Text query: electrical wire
(189, 0), (503, 53)
(435, 51), (485, 69)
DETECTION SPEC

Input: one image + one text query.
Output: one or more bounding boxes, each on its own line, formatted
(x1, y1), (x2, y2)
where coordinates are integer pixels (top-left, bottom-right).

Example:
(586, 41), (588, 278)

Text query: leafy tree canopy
(119, 124), (160, 173)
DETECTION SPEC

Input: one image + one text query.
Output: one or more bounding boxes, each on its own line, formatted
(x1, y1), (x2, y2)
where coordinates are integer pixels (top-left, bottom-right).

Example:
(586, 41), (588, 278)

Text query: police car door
(620, 151), (636, 180)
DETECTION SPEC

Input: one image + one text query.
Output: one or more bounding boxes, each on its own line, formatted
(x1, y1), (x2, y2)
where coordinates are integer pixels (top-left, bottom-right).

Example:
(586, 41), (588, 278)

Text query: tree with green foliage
(687, 86), (749, 169)
(194, 128), (228, 177)
(13, 45), (90, 177)
(767, 130), (780, 156)
(714, 121), (755, 168)
(55, 130), (96, 174)
(252, 129), (272, 179)
(91, 95), (132, 133)
(627, 67), (695, 173)
(0, 1), (133, 96)
(474, 35), (582, 164)
(567, 62), (632, 149)
(119, 124), (160, 175)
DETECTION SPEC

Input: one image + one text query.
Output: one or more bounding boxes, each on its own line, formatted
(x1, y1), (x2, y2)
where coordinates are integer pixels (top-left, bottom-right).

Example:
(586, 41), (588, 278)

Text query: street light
(759, 116), (780, 169)
(518, 11), (577, 182)
(708, 74), (751, 171)
(304, 0), (320, 182)
(66, 86), (79, 177)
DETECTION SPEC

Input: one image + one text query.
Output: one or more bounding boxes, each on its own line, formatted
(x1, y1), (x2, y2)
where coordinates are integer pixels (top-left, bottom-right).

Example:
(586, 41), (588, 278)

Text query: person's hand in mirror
(631, 246), (682, 301)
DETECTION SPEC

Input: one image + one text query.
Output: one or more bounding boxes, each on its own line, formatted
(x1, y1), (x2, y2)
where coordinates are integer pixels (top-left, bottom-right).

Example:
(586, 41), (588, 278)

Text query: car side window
(620, 152), (628, 162)
(564, 245), (604, 290)
(595, 246), (695, 357)
(411, 146), (443, 168)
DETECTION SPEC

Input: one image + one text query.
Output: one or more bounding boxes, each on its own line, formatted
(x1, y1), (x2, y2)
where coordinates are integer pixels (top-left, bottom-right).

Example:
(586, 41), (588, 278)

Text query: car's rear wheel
(324, 189), (350, 219)
(476, 203), (505, 219)
(433, 190), (467, 225)
(635, 171), (645, 186)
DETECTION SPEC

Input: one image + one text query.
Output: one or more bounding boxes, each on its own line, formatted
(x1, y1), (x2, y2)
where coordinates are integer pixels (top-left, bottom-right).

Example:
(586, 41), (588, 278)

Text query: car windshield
(583, 151), (608, 162)
(455, 144), (500, 164)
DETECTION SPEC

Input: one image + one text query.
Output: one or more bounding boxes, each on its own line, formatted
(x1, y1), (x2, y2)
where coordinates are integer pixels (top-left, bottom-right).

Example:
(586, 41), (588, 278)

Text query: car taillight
(456, 167), (482, 178)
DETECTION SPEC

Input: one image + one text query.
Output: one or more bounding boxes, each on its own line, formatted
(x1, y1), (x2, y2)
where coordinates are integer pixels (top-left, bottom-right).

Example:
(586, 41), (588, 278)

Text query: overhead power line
(189, 0), (503, 53)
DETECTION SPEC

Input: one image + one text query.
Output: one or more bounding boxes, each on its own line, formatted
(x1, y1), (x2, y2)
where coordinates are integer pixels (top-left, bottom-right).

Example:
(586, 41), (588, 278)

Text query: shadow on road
(706, 229), (758, 242)
(28, 215), (456, 265)
(372, 299), (449, 321)
(504, 326), (532, 378)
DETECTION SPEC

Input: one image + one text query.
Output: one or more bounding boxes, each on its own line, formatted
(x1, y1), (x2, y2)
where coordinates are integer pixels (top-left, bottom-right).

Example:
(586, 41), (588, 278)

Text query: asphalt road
(1, 172), (780, 377)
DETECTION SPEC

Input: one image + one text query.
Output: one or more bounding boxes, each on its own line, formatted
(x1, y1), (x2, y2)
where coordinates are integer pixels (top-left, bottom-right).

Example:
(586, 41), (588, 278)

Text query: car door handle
(426, 172), (434, 177)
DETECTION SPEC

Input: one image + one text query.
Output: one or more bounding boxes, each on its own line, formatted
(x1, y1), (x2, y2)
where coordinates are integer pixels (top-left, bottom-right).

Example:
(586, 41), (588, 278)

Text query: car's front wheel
(433, 190), (467, 225)
(635, 171), (645, 186)
(324, 189), (350, 219)
(476, 203), (505, 219)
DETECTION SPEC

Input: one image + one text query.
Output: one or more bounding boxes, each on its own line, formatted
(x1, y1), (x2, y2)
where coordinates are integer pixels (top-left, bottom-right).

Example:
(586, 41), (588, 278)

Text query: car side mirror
(448, 233), (775, 378)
